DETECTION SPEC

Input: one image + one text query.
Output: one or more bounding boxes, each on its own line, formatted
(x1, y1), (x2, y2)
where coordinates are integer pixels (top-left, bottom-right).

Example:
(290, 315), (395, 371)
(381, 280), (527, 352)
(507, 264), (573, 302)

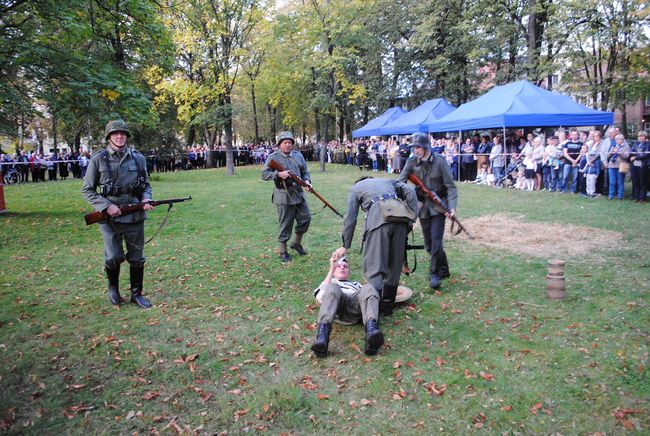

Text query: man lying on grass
(311, 253), (384, 357)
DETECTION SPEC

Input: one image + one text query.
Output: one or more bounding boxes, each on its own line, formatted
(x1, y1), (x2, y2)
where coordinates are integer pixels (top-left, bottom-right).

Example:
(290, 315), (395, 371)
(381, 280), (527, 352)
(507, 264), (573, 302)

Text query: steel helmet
(276, 131), (295, 146)
(411, 132), (430, 148)
(104, 119), (131, 140)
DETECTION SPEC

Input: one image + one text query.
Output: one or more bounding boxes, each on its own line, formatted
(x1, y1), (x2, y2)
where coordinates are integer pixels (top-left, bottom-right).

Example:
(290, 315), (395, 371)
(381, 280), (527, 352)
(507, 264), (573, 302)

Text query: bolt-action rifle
(407, 173), (474, 239)
(268, 159), (343, 218)
(84, 196), (192, 225)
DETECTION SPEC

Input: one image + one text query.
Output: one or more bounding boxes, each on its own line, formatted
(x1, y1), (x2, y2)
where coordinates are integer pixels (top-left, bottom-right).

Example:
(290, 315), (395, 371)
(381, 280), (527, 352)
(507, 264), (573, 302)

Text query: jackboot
(279, 241), (292, 263)
(105, 265), (123, 305)
(129, 265), (152, 309)
(289, 233), (308, 256)
(364, 319), (384, 356)
(379, 284), (398, 316)
(311, 323), (331, 358)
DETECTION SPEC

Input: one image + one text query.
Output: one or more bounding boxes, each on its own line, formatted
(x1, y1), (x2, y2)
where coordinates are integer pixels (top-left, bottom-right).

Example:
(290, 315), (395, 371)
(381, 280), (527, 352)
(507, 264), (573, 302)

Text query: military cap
(276, 131), (295, 146)
(104, 119), (131, 140)
(411, 132), (431, 148)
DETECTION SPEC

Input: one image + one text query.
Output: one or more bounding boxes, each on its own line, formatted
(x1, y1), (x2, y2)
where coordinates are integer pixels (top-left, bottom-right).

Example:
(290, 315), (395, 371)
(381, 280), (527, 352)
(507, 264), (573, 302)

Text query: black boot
(379, 284), (398, 316)
(105, 266), (122, 305)
(129, 265), (152, 309)
(364, 319), (384, 356)
(311, 323), (331, 358)
(437, 251), (450, 279)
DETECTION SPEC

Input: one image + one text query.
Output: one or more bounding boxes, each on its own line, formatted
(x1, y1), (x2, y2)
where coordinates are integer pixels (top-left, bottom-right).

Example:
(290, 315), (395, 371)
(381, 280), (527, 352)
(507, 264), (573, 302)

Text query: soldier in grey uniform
(261, 131), (312, 263)
(81, 120), (154, 308)
(329, 177), (417, 354)
(399, 133), (457, 289)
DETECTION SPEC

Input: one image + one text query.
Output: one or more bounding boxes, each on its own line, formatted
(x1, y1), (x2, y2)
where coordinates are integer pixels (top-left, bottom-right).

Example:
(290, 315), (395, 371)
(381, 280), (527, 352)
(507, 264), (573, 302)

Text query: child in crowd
(514, 169), (526, 190)
(475, 163), (488, 184)
(579, 141), (601, 197)
(485, 167), (495, 186)
(523, 151), (536, 191)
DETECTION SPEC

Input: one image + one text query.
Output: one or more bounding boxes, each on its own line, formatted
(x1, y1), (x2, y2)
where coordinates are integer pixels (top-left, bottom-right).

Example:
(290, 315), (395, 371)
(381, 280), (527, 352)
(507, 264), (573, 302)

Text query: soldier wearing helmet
(399, 132), (458, 290)
(82, 119), (155, 308)
(261, 131), (312, 263)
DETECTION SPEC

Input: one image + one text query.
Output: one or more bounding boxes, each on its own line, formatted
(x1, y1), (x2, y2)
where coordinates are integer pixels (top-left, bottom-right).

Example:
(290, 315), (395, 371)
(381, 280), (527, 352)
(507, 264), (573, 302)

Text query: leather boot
(379, 284), (398, 316)
(437, 251), (450, 279)
(279, 241), (291, 263)
(290, 233), (308, 256)
(364, 319), (384, 356)
(129, 265), (152, 309)
(311, 323), (331, 358)
(105, 265), (122, 305)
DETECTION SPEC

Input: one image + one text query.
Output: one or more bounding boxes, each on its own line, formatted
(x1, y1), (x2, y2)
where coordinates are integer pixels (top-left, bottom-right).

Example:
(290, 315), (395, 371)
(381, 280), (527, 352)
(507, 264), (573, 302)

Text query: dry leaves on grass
(454, 214), (622, 258)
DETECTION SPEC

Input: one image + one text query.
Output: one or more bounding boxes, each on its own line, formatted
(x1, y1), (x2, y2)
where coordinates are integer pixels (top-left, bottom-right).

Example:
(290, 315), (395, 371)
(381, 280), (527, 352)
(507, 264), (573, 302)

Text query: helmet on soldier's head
(104, 119), (131, 141)
(411, 132), (430, 149)
(276, 131), (295, 146)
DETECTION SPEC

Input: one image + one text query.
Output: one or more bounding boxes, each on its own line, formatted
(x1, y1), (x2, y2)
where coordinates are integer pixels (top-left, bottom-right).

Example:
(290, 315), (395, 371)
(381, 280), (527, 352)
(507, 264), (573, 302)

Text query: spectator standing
(630, 131), (649, 202)
(460, 138), (476, 182)
(489, 136), (505, 187)
(532, 136), (545, 190)
(79, 152), (89, 177)
(580, 141), (601, 198)
(606, 134), (630, 200)
(561, 130), (583, 193)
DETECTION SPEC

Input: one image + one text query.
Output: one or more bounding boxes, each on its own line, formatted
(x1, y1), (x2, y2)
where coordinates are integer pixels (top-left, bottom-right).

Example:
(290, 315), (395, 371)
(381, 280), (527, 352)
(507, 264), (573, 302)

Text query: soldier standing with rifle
(399, 133), (458, 290)
(81, 119), (154, 308)
(262, 131), (312, 263)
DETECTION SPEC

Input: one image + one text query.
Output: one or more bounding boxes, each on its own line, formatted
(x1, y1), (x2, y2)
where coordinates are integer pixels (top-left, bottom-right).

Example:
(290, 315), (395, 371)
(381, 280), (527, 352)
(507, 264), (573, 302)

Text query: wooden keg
(546, 274), (566, 299)
(548, 259), (566, 277)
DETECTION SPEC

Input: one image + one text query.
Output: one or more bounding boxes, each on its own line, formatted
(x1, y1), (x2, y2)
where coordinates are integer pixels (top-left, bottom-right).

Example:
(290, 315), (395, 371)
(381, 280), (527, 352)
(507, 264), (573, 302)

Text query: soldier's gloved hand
(142, 198), (155, 211)
(106, 204), (121, 217)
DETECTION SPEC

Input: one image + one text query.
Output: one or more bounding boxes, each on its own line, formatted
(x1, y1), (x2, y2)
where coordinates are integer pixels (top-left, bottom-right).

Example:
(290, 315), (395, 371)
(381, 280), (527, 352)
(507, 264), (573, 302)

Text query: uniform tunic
(341, 178), (418, 294)
(261, 150), (311, 242)
(81, 146), (152, 269)
(399, 153), (457, 277)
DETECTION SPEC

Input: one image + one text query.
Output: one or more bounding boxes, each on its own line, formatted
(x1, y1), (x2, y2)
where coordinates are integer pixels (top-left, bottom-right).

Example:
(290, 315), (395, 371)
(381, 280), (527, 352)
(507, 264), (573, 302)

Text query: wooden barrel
(548, 259), (565, 277)
(546, 274), (566, 299)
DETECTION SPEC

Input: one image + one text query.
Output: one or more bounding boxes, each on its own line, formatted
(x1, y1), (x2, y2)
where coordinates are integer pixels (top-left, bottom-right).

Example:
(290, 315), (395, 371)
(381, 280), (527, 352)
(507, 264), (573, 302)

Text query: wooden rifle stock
(268, 160), (344, 218)
(407, 173), (474, 239)
(84, 196), (192, 225)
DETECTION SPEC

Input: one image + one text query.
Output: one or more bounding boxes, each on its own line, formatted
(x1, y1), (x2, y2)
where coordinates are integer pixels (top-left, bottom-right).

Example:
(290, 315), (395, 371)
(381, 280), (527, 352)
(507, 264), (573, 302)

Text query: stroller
(498, 157), (523, 187)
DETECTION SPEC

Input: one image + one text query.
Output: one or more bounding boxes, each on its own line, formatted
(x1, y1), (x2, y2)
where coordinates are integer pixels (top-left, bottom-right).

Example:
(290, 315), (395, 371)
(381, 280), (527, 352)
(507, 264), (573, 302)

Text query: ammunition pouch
(274, 177), (297, 189)
(100, 181), (146, 199)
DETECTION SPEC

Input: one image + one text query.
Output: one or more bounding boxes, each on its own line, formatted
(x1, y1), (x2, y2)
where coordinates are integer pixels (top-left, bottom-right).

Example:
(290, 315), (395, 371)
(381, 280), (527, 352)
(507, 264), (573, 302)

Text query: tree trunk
(186, 125), (196, 148)
(225, 95), (235, 175)
(314, 109), (321, 143)
(52, 111), (58, 154)
(251, 82), (259, 145)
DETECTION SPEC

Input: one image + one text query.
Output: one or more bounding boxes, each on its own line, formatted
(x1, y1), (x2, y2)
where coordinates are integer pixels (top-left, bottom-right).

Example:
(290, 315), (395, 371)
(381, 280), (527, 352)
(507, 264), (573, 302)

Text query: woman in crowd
(532, 136), (545, 190)
(489, 136), (505, 187)
(630, 131), (649, 202)
(460, 137), (476, 182)
(606, 133), (630, 200)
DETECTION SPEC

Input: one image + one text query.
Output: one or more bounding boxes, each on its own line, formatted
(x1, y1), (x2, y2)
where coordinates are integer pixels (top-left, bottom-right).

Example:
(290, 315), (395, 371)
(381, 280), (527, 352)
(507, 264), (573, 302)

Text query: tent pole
(458, 130), (462, 181)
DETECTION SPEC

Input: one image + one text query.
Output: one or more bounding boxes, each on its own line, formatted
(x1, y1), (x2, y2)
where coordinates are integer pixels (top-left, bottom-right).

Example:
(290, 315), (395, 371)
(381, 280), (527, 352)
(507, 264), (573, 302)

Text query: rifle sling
(106, 202), (173, 250)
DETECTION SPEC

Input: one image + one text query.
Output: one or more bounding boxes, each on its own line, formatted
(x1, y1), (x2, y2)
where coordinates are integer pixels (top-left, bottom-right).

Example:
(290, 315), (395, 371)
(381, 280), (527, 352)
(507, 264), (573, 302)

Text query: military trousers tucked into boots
(99, 220), (146, 270)
(276, 201), (311, 243)
(317, 283), (379, 326)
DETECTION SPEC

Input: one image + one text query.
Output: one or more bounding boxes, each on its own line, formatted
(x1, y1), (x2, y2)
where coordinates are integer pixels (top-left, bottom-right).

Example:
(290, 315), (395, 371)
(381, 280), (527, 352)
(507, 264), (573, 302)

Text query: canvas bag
(379, 198), (416, 223)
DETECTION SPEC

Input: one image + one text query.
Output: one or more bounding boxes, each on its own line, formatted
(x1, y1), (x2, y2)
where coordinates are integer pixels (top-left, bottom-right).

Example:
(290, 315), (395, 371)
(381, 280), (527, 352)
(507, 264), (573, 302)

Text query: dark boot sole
(364, 330), (384, 355)
(289, 244), (308, 256)
(311, 342), (328, 358)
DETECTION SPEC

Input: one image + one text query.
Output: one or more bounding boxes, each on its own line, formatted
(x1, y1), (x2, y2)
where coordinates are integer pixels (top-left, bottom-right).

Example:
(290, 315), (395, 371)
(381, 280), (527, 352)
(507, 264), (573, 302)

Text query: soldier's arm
(441, 159), (458, 211)
(81, 156), (112, 212)
(398, 158), (414, 183)
(341, 192), (360, 249)
(261, 155), (278, 181)
(396, 181), (419, 213)
(140, 154), (152, 201)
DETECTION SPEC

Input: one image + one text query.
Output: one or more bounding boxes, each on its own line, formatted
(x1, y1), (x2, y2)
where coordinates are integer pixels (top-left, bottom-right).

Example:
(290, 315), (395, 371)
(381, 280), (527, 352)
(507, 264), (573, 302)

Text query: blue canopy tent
(377, 98), (456, 135)
(352, 106), (406, 138)
(428, 80), (614, 133)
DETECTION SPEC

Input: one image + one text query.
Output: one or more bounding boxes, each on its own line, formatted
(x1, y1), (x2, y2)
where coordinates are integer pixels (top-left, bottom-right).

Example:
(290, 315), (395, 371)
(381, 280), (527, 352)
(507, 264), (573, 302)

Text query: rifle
(84, 196), (192, 225)
(407, 173), (474, 239)
(268, 159), (344, 218)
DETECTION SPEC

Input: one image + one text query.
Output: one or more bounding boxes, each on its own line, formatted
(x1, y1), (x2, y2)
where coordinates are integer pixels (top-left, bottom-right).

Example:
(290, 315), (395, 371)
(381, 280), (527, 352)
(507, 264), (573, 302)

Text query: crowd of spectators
(318, 128), (648, 202)
(0, 150), (91, 182)
(3, 128), (647, 202)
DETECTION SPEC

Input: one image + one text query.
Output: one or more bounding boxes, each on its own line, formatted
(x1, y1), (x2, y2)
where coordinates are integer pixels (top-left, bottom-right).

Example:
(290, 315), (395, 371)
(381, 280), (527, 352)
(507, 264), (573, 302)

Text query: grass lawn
(0, 164), (648, 434)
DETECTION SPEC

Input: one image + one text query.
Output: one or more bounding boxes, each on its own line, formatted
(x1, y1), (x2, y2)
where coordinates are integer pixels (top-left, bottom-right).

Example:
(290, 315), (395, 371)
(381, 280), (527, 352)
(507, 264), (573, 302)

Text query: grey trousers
(317, 283), (379, 325)
(277, 201), (311, 242)
(362, 222), (408, 294)
(99, 220), (146, 270)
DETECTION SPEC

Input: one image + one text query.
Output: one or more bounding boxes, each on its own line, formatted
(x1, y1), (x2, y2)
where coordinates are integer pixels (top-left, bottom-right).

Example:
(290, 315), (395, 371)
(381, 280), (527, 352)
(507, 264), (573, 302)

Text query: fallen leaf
(360, 398), (372, 406)
(435, 356), (447, 367)
(530, 402), (542, 415)
(501, 405), (512, 412)
(316, 393), (329, 400)
(479, 371), (494, 381)
(142, 391), (160, 401)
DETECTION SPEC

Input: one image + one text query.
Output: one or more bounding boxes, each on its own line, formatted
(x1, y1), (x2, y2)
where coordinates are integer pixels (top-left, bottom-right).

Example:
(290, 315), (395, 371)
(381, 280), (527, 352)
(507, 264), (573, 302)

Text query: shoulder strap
(100, 149), (114, 183)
